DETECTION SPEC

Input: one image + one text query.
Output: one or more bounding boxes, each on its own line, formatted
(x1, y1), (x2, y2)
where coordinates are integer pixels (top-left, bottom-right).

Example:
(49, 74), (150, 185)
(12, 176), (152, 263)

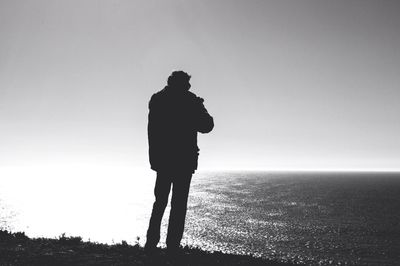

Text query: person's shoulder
(187, 91), (204, 102)
(186, 91), (195, 97)
(149, 88), (166, 108)
(153, 87), (168, 98)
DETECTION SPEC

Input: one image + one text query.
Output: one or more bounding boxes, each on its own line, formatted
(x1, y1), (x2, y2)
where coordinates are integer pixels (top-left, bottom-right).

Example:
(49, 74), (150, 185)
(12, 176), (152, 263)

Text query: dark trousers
(145, 171), (192, 249)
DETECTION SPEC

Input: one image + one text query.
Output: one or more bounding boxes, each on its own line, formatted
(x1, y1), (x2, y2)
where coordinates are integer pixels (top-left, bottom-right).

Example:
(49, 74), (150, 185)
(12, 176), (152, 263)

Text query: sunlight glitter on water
(1, 169), (400, 265)
(184, 171), (400, 265)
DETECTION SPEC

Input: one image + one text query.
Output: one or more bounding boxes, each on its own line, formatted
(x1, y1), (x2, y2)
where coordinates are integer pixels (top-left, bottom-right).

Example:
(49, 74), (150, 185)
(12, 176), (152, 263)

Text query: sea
(1, 168), (400, 265)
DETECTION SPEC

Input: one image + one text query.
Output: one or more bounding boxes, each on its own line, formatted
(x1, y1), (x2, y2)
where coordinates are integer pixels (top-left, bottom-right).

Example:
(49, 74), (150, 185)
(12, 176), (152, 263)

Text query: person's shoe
(144, 244), (158, 256)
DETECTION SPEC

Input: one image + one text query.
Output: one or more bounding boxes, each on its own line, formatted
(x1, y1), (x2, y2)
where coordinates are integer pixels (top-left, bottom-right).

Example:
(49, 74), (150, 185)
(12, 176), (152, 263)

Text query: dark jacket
(148, 86), (214, 173)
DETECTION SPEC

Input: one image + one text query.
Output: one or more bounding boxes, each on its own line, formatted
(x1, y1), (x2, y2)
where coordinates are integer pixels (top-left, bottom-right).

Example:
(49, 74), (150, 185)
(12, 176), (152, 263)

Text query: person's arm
(195, 97), (214, 133)
(148, 94), (163, 170)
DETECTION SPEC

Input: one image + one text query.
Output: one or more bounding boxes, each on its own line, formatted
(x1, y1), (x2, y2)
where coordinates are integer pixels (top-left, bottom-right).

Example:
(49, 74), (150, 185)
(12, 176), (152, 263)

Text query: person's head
(167, 71), (191, 91)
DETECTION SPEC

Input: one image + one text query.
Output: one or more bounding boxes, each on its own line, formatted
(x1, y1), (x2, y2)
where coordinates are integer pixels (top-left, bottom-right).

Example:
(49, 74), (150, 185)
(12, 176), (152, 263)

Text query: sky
(1, 0), (400, 172)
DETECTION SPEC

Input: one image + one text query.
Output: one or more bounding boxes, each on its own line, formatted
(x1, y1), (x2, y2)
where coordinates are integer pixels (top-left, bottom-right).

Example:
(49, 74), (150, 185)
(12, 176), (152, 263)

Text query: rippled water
(184, 171), (400, 265)
(1, 169), (400, 265)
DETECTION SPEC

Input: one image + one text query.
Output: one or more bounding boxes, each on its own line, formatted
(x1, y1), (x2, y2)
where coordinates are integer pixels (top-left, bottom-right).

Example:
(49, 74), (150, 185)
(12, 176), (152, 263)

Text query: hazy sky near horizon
(1, 0), (400, 171)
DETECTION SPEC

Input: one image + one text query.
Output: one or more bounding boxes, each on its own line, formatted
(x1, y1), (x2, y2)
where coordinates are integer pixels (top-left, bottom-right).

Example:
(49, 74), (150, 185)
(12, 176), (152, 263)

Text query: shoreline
(0, 230), (299, 265)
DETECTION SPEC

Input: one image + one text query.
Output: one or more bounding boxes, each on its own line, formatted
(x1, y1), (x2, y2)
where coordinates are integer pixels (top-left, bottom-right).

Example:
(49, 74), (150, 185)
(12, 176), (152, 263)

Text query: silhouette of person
(145, 71), (214, 253)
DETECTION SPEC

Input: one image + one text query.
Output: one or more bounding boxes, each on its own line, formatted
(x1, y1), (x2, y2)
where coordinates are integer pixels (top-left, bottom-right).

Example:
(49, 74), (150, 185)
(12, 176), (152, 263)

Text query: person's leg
(166, 172), (193, 250)
(145, 172), (171, 249)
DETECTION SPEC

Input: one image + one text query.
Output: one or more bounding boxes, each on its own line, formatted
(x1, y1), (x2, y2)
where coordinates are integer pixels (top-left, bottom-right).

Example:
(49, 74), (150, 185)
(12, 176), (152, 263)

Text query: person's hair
(167, 71), (191, 87)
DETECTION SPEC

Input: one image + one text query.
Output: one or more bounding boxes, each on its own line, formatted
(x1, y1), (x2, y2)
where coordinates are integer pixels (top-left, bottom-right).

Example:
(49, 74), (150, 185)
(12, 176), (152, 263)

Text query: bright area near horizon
(1, 0), (400, 174)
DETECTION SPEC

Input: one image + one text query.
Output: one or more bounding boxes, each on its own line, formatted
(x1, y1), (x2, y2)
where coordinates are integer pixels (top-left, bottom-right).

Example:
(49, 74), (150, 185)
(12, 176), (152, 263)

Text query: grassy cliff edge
(0, 230), (300, 265)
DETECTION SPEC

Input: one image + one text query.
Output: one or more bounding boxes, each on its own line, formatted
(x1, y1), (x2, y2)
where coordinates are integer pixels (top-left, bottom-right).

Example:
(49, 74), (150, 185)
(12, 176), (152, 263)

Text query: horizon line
(199, 168), (400, 173)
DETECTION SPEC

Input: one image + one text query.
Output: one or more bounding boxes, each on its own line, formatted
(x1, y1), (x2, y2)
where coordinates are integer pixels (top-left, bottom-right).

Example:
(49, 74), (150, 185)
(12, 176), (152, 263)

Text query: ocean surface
(1, 169), (400, 265)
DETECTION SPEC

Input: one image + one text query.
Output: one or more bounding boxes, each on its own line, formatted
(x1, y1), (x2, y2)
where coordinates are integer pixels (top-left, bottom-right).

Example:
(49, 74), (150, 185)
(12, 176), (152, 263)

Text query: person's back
(148, 72), (214, 174)
(145, 71), (214, 253)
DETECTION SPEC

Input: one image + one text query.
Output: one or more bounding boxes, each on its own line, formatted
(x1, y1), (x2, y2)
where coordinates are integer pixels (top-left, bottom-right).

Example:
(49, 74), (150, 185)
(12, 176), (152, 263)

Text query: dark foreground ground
(0, 230), (299, 266)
